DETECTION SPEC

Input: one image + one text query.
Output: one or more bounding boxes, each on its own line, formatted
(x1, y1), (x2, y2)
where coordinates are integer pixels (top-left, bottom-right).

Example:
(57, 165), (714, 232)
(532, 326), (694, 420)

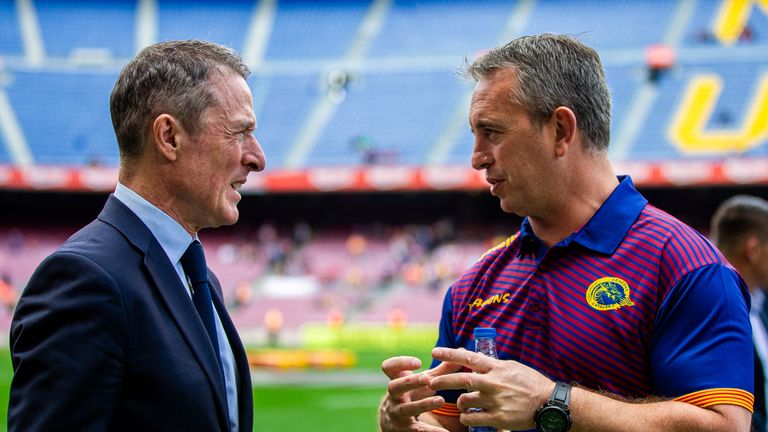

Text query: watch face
(539, 408), (568, 431)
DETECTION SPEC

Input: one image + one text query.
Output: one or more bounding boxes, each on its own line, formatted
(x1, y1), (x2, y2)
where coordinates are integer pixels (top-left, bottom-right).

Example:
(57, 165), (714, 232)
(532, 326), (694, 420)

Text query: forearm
(570, 387), (751, 432)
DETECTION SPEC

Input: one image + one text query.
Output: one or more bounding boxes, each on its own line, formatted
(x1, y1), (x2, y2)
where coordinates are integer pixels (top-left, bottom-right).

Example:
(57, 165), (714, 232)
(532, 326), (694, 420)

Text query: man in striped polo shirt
(378, 34), (753, 432)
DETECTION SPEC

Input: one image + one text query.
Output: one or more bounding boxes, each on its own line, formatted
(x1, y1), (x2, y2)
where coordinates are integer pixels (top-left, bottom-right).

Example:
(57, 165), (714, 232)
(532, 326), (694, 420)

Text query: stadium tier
(0, 0), (766, 188)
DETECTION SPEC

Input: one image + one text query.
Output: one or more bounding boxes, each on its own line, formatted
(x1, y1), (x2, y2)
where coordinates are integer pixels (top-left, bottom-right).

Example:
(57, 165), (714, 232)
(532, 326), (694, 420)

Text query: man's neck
(119, 170), (195, 237)
(528, 158), (619, 247)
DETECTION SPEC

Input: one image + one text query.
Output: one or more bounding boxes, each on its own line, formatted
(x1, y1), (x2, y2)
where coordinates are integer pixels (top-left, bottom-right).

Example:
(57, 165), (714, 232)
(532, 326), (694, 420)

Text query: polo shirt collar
(518, 176), (647, 256)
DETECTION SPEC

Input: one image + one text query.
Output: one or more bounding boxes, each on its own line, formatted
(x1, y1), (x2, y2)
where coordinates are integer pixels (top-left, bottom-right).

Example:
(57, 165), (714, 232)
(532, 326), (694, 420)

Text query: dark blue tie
(180, 240), (222, 368)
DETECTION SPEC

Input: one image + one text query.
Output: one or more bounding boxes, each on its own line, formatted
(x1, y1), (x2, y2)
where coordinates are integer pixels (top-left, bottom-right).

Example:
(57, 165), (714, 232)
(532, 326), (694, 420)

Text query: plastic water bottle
(468, 327), (497, 432)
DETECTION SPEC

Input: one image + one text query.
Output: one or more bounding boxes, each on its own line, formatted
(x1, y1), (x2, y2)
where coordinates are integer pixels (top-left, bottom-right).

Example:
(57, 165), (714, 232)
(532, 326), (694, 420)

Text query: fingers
(429, 371), (488, 392)
(424, 356), (465, 378)
(431, 347), (493, 373)
(390, 396), (446, 418)
(380, 393), (450, 432)
(382, 356), (423, 380)
(456, 391), (491, 412)
(388, 372), (431, 399)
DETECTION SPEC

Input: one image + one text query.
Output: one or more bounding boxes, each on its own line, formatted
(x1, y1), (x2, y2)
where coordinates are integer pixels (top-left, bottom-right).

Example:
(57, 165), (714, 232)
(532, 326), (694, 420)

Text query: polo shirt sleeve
(651, 263), (754, 411)
(430, 287), (464, 417)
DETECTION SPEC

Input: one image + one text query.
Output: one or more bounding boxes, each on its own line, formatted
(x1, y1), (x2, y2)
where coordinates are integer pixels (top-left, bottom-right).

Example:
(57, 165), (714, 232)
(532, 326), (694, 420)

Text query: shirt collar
(752, 290), (766, 316)
(572, 176), (647, 254)
(113, 183), (196, 265)
(519, 176), (647, 256)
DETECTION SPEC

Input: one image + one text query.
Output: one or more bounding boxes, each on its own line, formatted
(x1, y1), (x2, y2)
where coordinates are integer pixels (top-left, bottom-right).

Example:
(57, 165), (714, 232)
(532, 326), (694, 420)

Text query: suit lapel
(98, 195), (230, 429)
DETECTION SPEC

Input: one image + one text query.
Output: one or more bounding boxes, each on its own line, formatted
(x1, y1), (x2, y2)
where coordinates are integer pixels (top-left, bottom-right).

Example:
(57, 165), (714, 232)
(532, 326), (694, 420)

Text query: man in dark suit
(712, 195), (768, 432)
(9, 40), (266, 431)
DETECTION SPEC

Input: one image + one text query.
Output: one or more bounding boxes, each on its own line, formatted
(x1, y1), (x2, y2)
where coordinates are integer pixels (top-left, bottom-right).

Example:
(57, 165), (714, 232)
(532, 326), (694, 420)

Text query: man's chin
(209, 208), (240, 229)
(499, 200), (522, 216)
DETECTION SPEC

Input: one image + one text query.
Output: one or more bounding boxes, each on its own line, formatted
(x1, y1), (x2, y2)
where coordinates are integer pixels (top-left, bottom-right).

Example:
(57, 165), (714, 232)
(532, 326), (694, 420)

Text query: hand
(378, 355), (460, 432)
(428, 347), (554, 431)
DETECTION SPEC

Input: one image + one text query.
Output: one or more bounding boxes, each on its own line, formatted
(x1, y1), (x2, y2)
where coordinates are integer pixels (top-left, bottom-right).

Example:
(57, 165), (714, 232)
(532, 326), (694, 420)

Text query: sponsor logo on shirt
(586, 277), (635, 311)
(469, 293), (511, 310)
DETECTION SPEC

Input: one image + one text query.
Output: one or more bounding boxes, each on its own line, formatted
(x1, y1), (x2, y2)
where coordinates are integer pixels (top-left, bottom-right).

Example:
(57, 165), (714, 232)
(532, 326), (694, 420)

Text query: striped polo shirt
(432, 176), (753, 419)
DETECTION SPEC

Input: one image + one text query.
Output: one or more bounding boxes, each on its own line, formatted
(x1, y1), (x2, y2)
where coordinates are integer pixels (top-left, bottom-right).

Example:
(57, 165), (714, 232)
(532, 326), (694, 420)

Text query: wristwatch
(535, 381), (572, 432)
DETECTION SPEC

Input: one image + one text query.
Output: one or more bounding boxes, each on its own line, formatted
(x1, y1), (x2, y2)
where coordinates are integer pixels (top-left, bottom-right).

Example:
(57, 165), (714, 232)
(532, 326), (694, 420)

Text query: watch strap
(551, 381), (571, 406)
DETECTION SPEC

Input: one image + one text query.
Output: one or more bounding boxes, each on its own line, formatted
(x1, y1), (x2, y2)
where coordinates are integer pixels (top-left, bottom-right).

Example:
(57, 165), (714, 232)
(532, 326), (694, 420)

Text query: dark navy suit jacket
(9, 195), (253, 431)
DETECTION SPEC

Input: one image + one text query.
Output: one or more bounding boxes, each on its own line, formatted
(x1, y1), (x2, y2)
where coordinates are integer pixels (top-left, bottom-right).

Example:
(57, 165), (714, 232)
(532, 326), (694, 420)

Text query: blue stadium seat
(604, 64), (643, 138)
(5, 70), (118, 166)
(250, 73), (322, 167)
(0, 0), (23, 57)
(368, 0), (511, 57)
(0, 127), (10, 164)
(36, 0), (135, 59)
(157, 0), (255, 53)
(521, 0), (676, 50)
(310, 71), (465, 166)
(265, 0), (369, 60)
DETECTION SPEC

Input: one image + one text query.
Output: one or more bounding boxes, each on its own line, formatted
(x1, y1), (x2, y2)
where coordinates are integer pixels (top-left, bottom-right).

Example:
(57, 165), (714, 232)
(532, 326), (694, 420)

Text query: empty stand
(367, 0), (511, 57)
(0, 125), (10, 164)
(264, 1), (369, 60)
(5, 70), (118, 166)
(310, 70), (466, 166)
(521, 0), (677, 50)
(250, 73), (323, 167)
(36, 0), (136, 59)
(157, 0), (255, 53)
(0, 1), (764, 169)
(0, 1), (23, 57)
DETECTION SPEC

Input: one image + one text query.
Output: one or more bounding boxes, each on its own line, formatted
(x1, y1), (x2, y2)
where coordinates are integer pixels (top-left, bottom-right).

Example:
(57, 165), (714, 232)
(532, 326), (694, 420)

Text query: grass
(253, 385), (383, 431)
(0, 349), (9, 432)
(0, 347), (434, 431)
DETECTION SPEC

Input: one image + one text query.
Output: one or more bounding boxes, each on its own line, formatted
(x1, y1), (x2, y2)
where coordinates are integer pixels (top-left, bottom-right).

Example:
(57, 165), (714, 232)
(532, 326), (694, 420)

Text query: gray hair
(711, 195), (768, 254)
(110, 40), (249, 163)
(464, 34), (611, 153)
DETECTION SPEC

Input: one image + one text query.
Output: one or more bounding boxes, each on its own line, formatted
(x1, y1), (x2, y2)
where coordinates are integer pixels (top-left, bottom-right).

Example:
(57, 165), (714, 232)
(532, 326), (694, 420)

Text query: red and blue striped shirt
(433, 176), (753, 418)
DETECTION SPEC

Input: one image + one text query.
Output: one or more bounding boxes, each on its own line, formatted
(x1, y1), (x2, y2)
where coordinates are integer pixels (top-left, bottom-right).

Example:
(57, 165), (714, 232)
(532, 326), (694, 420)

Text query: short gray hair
(464, 34), (611, 153)
(711, 195), (768, 254)
(110, 40), (249, 163)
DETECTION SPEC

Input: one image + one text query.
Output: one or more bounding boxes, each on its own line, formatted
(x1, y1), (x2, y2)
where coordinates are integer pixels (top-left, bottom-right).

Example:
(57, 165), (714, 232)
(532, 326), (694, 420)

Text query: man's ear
(552, 106), (577, 158)
(152, 114), (184, 161)
(746, 236), (761, 263)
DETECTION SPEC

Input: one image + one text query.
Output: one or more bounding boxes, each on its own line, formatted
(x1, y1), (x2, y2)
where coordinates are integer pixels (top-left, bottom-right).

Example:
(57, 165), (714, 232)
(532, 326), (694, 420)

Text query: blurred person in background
(712, 195), (768, 432)
(9, 40), (265, 432)
(0, 273), (18, 312)
(378, 34), (752, 432)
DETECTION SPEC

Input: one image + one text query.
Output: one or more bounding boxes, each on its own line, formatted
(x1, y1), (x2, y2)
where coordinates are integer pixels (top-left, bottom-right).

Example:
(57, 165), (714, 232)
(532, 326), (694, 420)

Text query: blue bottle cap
(474, 327), (496, 339)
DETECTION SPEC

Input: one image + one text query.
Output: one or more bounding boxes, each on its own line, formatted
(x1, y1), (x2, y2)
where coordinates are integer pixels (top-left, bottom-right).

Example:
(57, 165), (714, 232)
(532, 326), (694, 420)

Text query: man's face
(468, 68), (558, 216)
(177, 71), (265, 232)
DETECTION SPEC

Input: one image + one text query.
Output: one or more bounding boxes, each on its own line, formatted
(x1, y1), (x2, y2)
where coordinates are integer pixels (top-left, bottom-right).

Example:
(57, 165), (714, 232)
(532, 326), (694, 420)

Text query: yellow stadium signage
(668, 74), (768, 154)
(713, 0), (768, 45)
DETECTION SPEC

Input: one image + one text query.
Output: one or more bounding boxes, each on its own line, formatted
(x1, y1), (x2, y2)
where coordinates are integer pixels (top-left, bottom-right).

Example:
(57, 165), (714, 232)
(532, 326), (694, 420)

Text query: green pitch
(253, 385), (383, 431)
